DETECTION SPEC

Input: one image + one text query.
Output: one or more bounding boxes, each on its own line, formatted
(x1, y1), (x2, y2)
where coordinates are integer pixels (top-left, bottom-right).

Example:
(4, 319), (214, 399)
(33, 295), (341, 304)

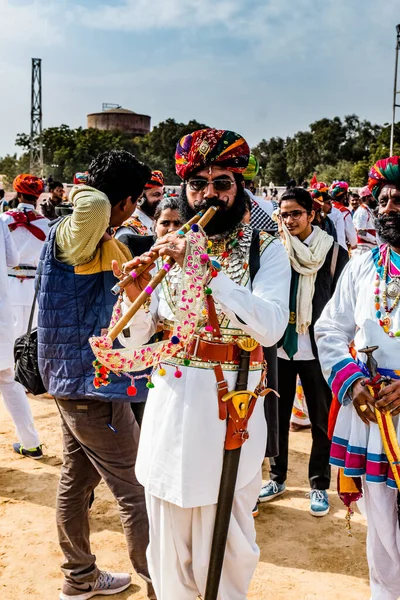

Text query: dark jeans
(55, 398), (150, 591)
(270, 358), (332, 490)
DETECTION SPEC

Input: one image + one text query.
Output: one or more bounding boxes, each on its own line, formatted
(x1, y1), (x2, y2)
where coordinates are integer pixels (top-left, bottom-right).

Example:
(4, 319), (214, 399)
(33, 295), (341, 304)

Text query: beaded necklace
(375, 246), (400, 337)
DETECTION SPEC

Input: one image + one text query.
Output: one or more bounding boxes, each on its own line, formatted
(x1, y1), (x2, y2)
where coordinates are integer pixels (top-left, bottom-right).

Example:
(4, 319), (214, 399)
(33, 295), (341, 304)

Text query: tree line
(1, 114), (399, 189)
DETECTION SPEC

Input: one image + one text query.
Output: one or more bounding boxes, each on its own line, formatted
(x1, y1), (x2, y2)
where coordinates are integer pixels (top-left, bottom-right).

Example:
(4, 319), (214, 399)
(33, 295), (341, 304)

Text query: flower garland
(90, 224), (209, 387)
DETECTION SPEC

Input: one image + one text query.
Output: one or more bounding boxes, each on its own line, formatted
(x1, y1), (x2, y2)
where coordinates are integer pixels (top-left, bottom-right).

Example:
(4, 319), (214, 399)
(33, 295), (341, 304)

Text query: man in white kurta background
(116, 128), (291, 600)
(0, 174), (50, 340)
(315, 156), (400, 600)
(0, 218), (43, 458)
(352, 185), (377, 256)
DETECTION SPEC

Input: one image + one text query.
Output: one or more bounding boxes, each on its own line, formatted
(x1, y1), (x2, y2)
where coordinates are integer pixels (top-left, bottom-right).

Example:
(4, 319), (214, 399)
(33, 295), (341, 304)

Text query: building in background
(87, 104), (151, 136)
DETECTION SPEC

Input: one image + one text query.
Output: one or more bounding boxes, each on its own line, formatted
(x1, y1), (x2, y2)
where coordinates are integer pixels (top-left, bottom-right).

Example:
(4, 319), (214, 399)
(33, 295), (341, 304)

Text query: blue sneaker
(258, 480), (286, 503)
(308, 489), (330, 517)
(12, 443), (43, 460)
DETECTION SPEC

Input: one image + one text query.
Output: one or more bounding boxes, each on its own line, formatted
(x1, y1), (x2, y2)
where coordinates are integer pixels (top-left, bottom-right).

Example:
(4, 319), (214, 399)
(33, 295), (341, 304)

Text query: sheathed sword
(204, 337), (260, 600)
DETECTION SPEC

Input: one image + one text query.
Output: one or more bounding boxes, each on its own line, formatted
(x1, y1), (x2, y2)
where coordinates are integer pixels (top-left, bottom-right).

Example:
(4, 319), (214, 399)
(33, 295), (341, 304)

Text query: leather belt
(163, 331), (263, 364)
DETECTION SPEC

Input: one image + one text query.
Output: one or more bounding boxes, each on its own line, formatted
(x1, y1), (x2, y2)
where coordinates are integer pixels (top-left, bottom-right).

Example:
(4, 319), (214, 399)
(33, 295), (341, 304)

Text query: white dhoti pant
(358, 479), (400, 600)
(0, 367), (40, 448)
(145, 470), (261, 600)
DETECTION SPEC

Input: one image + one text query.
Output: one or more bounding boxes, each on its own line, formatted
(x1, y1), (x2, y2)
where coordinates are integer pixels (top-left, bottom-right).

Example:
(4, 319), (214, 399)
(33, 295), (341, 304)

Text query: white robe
(315, 247), (400, 599)
(0, 204), (49, 339)
(0, 220), (19, 369)
(121, 237), (291, 508)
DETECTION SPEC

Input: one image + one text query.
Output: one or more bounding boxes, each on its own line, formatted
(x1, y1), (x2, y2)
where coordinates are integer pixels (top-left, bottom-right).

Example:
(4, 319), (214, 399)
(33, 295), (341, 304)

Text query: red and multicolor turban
(243, 154), (259, 182)
(329, 180), (349, 199)
(145, 170), (164, 189)
(359, 185), (372, 199)
(175, 128), (250, 180)
(13, 174), (44, 198)
(368, 156), (400, 200)
(310, 181), (329, 202)
(73, 172), (88, 185)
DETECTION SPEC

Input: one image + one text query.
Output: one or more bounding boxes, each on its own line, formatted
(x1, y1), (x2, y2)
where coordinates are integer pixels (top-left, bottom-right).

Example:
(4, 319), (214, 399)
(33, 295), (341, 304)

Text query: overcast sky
(0, 0), (399, 157)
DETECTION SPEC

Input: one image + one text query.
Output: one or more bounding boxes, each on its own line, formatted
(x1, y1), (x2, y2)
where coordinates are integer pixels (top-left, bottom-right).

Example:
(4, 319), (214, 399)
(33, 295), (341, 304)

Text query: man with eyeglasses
(315, 156), (400, 599)
(117, 128), (291, 599)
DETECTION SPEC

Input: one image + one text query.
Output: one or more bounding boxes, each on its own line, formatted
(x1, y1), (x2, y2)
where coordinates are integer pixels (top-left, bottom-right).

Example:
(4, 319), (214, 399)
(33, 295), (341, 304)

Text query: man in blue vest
(37, 150), (156, 600)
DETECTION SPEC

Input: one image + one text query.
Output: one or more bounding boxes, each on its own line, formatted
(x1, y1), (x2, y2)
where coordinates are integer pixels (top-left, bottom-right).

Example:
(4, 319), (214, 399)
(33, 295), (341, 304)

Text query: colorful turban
(73, 172), (88, 185)
(243, 154), (260, 182)
(359, 185), (372, 199)
(175, 128), (250, 180)
(145, 170), (164, 189)
(310, 181), (329, 195)
(368, 156), (400, 200)
(329, 180), (349, 199)
(13, 173), (44, 198)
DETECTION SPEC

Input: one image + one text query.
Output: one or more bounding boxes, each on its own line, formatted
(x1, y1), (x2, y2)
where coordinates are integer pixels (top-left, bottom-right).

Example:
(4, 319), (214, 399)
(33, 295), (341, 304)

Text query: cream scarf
(282, 224), (333, 334)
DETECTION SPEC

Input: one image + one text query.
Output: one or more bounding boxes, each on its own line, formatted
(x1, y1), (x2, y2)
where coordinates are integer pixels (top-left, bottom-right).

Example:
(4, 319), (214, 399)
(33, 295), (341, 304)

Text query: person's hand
(351, 379), (377, 424)
(151, 232), (187, 268)
(111, 254), (154, 303)
(376, 379), (400, 416)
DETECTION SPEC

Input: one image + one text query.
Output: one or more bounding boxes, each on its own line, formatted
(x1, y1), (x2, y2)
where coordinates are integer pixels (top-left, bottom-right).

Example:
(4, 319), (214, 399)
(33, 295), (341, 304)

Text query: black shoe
(12, 443), (43, 459)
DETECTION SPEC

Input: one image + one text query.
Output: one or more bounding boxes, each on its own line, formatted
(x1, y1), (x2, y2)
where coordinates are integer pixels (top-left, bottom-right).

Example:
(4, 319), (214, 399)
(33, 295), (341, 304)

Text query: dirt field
(0, 394), (370, 600)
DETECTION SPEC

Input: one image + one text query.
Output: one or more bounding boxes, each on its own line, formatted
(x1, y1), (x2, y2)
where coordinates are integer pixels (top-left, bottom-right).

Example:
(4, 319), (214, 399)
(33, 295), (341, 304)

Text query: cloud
(0, 0), (64, 44)
(74, 0), (242, 31)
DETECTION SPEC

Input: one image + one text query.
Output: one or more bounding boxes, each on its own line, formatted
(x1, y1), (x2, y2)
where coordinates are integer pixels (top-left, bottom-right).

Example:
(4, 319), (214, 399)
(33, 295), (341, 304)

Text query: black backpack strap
(249, 228), (260, 285)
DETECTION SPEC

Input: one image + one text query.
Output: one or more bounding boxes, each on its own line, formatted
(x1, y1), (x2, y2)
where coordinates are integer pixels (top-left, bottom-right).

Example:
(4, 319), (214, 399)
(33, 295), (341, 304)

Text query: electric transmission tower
(390, 25), (400, 157)
(30, 58), (44, 176)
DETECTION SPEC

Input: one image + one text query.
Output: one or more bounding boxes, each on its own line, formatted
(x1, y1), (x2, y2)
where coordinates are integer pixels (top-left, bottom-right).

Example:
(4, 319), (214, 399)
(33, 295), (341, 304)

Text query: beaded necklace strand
(375, 247), (400, 338)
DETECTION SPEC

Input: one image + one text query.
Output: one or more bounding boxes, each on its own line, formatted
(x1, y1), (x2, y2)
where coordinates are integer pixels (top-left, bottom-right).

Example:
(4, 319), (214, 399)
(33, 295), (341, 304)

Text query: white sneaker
(60, 571), (131, 600)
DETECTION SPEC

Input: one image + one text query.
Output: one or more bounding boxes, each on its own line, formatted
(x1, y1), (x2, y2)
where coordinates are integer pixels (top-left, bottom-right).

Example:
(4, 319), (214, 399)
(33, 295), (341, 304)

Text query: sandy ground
(0, 394), (371, 600)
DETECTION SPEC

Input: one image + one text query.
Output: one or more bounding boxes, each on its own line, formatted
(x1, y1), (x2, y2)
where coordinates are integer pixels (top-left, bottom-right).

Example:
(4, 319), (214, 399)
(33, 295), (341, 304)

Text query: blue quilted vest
(37, 221), (135, 402)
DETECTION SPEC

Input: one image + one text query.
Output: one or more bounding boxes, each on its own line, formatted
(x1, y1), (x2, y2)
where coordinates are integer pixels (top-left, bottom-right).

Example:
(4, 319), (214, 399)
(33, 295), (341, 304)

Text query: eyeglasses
(279, 210), (308, 221)
(188, 179), (235, 192)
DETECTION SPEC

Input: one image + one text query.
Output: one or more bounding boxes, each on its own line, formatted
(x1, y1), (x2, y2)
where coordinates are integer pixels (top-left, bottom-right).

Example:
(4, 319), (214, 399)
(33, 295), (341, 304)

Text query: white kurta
(0, 219), (40, 448)
(327, 206), (347, 250)
(352, 203), (377, 255)
(121, 238), (290, 508)
(315, 247), (400, 599)
(0, 220), (19, 369)
(0, 204), (49, 339)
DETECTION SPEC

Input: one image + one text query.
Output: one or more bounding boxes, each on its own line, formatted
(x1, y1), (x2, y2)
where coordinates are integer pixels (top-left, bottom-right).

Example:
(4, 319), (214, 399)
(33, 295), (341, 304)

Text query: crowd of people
(0, 127), (399, 600)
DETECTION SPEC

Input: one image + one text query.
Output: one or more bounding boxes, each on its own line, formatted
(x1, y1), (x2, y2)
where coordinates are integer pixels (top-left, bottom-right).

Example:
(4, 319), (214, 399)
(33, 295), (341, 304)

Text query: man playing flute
(117, 128), (291, 600)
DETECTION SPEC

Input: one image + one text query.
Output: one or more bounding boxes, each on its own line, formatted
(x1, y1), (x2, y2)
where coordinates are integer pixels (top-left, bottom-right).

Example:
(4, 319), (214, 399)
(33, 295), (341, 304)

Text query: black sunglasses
(188, 178), (235, 192)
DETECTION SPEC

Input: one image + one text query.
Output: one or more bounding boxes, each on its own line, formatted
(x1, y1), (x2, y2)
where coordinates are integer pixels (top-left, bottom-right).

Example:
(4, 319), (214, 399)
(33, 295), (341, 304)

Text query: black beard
(179, 186), (246, 237)
(375, 212), (400, 247)
(139, 194), (159, 218)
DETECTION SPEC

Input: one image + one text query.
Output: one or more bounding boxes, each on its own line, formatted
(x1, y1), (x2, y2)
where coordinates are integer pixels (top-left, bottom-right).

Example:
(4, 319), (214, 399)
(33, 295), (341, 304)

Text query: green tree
(252, 137), (287, 185)
(310, 116), (345, 165)
(312, 160), (354, 185)
(286, 132), (318, 183)
(349, 159), (370, 187)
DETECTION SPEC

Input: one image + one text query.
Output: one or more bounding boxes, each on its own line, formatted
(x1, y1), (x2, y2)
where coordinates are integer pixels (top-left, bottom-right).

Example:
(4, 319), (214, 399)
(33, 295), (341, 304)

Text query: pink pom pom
(200, 253), (209, 264)
(205, 325), (213, 332)
(174, 368), (183, 379)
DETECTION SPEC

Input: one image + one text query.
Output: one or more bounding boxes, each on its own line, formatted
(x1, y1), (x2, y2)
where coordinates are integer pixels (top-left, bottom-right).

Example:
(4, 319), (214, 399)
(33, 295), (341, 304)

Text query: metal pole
(30, 58), (43, 177)
(390, 26), (400, 157)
